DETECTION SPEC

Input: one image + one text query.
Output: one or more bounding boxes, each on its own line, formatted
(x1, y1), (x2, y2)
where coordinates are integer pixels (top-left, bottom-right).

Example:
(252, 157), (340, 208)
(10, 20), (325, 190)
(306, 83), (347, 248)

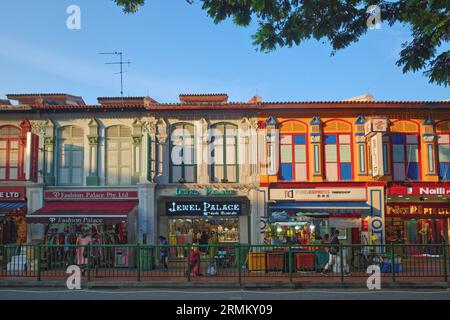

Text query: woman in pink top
(76, 233), (92, 266)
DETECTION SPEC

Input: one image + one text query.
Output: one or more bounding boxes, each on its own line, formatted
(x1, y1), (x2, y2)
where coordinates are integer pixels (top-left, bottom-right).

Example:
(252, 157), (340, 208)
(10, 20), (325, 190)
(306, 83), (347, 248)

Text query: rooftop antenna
(99, 51), (132, 98)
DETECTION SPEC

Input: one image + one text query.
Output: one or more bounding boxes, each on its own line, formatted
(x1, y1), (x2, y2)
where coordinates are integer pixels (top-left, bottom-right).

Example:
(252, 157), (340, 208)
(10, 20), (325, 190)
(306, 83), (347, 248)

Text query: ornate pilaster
(310, 115), (323, 178)
(43, 120), (55, 186)
(131, 118), (143, 185)
(86, 118), (100, 186)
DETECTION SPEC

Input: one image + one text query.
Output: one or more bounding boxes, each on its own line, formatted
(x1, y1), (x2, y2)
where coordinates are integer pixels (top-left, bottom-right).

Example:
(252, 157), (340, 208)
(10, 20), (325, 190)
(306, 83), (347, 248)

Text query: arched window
(437, 120), (450, 180)
(106, 125), (132, 185)
(170, 123), (196, 183)
(0, 126), (21, 180)
(279, 121), (308, 181)
(58, 126), (84, 185)
(390, 121), (420, 181)
(209, 123), (238, 183)
(323, 120), (353, 181)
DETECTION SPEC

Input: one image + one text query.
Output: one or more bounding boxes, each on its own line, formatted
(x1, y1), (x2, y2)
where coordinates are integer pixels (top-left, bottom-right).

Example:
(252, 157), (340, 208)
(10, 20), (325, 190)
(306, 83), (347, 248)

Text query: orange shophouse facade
(258, 100), (450, 247)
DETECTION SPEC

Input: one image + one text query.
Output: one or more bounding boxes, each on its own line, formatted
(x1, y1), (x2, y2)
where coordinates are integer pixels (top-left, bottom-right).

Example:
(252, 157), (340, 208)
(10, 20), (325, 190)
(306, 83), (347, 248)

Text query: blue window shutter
(407, 163), (419, 180)
(281, 164), (293, 180)
(340, 163), (352, 180)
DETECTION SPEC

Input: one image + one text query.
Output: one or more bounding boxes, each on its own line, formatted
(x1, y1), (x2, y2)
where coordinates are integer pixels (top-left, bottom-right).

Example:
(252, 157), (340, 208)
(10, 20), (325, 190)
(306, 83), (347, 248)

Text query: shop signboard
(387, 185), (450, 196)
(45, 190), (138, 200)
(269, 188), (367, 201)
(0, 187), (26, 201)
(174, 187), (237, 196)
(29, 216), (127, 224)
(166, 200), (242, 216)
(370, 133), (384, 177)
(386, 204), (450, 217)
(365, 118), (388, 137)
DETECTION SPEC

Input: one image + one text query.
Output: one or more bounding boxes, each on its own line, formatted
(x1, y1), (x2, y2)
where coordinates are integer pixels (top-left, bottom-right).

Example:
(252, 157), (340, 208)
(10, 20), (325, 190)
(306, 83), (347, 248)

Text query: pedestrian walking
(159, 235), (169, 270)
(321, 230), (350, 275)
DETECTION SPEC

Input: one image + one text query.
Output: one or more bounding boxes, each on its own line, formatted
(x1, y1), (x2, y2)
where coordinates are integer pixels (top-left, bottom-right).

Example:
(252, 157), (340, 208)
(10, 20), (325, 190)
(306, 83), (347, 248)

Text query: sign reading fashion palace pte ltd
(44, 190), (138, 200)
(166, 200), (242, 217)
(269, 188), (367, 201)
(0, 187), (26, 201)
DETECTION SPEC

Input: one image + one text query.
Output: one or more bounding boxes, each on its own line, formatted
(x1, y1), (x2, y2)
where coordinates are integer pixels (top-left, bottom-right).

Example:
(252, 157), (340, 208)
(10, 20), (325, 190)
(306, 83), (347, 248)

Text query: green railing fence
(0, 243), (448, 283)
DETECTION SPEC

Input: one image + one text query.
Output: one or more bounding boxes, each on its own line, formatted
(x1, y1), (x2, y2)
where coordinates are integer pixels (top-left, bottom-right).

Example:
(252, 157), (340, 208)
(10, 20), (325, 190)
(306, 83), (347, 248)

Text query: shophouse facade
(1, 93), (449, 250)
(0, 93), (262, 250)
(258, 98), (450, 248)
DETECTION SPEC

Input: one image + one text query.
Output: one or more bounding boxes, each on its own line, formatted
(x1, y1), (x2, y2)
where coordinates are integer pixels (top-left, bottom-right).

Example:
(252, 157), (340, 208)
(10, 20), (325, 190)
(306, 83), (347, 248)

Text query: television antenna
(99, 51), (132, 97)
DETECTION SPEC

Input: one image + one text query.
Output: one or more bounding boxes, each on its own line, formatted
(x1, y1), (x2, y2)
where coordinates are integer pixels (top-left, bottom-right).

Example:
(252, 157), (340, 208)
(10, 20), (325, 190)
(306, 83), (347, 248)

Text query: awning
(0, 202), (27, 215)
(269, 202), (371, 219)
(26, 201), (137, 224)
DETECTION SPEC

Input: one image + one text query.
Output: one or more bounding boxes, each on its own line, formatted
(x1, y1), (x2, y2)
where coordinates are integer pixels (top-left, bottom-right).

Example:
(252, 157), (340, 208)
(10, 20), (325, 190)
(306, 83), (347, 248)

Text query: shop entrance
(168, 217), (239, 247)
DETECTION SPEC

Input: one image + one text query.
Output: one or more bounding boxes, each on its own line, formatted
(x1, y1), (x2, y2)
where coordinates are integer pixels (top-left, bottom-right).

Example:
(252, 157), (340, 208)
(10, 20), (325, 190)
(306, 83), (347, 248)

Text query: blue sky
(0, 0), (448, 104)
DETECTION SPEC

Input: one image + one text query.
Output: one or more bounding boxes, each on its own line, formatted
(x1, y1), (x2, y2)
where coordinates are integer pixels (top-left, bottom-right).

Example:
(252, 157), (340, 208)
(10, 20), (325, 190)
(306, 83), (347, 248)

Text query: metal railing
(0, 243), (448, 284)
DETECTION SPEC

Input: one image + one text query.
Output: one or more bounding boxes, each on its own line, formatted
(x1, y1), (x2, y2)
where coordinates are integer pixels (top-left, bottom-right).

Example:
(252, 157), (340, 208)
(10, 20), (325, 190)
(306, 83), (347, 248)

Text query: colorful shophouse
(258, 97), (450, 247)
(0, 93), (262, 252)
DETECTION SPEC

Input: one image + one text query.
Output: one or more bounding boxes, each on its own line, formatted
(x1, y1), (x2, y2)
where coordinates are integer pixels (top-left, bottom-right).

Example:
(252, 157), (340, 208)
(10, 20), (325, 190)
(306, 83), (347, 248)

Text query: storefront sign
(166, 200), (242, 216)
(45, 190), (138, 200)
(31, 216), (127, 224)
(387, 185), (450, 196)
(174, 187), (237, 196)
(370, 133), (384, 177)
(365, 119), (388, 136)
(387, 204), (450, 217)
(0, 187), (26, 201)
(269, 188), (367, 201)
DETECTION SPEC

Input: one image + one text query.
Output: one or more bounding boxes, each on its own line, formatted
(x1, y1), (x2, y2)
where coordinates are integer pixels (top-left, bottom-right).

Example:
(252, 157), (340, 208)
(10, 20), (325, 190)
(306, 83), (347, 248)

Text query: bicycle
(351, 248), (384, 271)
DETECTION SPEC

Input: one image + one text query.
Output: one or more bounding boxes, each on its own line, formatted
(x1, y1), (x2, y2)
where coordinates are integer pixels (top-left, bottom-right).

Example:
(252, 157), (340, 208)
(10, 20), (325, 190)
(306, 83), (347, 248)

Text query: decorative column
(26, 184), (44, 242)
(132, 119), (143, 185)
(19, 120), (31, 180)
(355, 115), (368, 176)
(265, 116), (279, 177)
(43, 120), (55, 186)
(198, 117), (209, 184)
(156, 118), (168, 184)
(248, 185), (262, 245)
(310, 116), (323, 179)
(422, 116), (438, 179)
(239, 117), (251, 184)
(138, 181), (157, 244)
(86, 118), (99, 186)
(144, 117), (157, 182)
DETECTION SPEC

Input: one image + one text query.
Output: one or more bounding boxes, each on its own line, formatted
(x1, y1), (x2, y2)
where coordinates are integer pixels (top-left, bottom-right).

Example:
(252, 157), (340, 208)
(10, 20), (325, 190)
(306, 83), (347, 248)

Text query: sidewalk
(1, 274), (449, 289)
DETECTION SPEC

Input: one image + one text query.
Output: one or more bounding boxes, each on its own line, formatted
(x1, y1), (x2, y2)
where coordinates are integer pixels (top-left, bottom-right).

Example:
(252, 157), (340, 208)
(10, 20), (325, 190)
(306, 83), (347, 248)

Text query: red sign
(387, 184), (450, 196)
(0, 187), (26, 201)
(387, 204), (450, 217)
(361, 220), (369, 232)
(45, 190), (138, 200)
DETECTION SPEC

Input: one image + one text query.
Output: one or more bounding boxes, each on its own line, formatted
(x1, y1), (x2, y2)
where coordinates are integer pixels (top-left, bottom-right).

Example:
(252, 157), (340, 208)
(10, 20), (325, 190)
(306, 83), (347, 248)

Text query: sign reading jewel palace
(166, 200), (242, 216)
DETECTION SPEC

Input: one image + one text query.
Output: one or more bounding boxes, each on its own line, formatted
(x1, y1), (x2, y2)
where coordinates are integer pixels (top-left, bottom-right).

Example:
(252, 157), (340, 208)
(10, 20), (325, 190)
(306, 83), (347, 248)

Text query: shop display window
(42, 222), (128, 245)
(168, 218), (239, 246)
(267, 218), (330, 245)
(386, 218), (446, 245)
